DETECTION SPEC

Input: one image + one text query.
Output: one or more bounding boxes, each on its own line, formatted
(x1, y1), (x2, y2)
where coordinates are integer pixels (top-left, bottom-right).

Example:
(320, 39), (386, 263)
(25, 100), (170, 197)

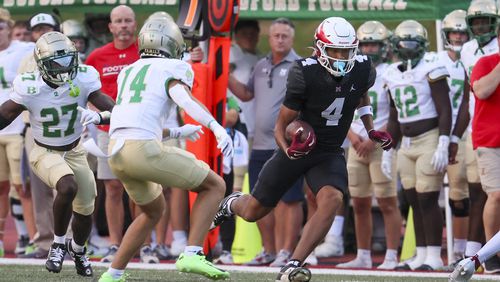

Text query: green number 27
(116, 64), (151, 105)
(41, 103), (78, 138)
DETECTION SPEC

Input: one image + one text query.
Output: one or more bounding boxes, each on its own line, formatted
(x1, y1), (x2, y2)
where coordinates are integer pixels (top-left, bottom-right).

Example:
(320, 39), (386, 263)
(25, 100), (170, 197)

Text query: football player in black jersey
(211, 17), (393, 281)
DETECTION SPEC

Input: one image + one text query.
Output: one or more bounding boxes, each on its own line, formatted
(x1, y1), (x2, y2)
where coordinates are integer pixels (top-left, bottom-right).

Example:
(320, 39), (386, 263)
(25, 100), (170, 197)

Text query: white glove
(169, 124), (204, 141)
(431, 135), (450, 173)
(77, 106), (101, 126)
(210, 121), (233, 158)
(381, 148), (394, 181)
(449, 256), (478, 282)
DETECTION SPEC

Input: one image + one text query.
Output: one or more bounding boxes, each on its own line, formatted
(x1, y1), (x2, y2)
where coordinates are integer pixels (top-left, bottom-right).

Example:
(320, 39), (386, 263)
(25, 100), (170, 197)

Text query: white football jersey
(0, 40), (34, 136)
(438, 51), (466, 130)
(460, 38), (498, 132)
(110, 58), (195, 140)
(10, 65), (101, 146)
(383, 52), (449, 124)
(351, 63), (390, 139)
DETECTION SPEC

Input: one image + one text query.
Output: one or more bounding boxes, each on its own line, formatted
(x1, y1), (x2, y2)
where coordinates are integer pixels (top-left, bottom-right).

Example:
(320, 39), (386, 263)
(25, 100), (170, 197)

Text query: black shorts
(252, 147), (347, 207)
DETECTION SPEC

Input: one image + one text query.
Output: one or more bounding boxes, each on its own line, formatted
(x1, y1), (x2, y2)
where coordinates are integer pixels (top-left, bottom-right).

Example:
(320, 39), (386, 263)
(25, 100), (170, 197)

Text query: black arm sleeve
(283, 62), (307, 111)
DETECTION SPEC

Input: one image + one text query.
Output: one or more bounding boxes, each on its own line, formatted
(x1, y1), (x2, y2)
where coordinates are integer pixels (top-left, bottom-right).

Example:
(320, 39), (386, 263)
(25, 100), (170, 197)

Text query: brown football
(285, 120), (315, 144)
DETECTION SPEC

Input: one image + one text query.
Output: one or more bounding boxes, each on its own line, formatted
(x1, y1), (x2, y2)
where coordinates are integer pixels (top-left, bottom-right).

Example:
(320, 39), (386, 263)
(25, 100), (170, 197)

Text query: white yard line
(0, 258), (498, 280)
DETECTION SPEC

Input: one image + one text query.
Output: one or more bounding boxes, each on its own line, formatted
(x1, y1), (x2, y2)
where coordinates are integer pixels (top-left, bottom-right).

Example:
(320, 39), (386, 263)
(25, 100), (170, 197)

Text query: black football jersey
(283, 55), (376, 151)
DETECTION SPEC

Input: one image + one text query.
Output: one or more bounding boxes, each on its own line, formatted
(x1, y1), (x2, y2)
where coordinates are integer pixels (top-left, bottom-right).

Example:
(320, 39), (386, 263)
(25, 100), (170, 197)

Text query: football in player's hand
(286, 120), (315, 144)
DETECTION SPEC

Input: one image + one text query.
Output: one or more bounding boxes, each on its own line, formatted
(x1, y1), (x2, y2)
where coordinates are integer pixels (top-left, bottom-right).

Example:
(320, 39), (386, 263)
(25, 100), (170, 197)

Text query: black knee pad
(449, 198), (470, 217)
(9, 197), (24, 221)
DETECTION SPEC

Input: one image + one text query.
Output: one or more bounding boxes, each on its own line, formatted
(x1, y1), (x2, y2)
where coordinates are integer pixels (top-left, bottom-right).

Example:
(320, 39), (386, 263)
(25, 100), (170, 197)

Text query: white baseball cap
(30, 13), (57, 29)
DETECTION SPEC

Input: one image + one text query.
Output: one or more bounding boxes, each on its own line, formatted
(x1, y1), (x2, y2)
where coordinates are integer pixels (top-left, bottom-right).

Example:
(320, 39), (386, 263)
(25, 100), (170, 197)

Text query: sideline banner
(4, 0), (472, 20)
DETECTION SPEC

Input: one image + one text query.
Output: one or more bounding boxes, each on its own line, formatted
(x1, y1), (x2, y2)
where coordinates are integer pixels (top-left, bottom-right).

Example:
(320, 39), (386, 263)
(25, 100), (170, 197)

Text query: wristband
(450, 135), (460, 144)
(357, 105), (373, 117)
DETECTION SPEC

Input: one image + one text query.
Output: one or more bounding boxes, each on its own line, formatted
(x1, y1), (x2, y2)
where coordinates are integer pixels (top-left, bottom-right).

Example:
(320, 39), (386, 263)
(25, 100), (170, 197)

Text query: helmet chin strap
(333, 61), (346, 76)
(406, 59), (412, 71)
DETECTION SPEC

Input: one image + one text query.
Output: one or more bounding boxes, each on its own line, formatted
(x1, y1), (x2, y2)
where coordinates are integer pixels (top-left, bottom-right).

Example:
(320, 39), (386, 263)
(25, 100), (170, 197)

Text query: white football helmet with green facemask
(34, 31), (79, 86)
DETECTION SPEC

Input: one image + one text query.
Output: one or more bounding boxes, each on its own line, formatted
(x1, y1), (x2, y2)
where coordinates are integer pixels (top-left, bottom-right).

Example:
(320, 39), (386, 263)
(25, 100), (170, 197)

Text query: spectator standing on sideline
(460, 0), (498, 267)
(85, 5), (139, 263)
(11, 21), (32, 42)
(227, 18), (305, 267)
(470, 22), (500, 273)
(0, 8), (36, 257)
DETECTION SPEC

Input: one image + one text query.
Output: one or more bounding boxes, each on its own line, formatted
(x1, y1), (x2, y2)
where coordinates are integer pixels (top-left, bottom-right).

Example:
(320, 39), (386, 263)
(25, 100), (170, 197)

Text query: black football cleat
(210, 191), (243, 230)
(45, 242), (67, 273)
(66, 239), (93, 277)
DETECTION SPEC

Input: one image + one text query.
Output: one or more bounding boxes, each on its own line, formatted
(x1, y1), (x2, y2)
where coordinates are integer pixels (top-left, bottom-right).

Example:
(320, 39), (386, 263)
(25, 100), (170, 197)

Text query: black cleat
(394, 263), (412, 270)
(276, 261), (312, 282)
(66, 239), (93, 277)
(484, 256), (500, 274)
(415, 264), (435, 271)
(45, 242), (66, 273)
(210, 191), (243, 230)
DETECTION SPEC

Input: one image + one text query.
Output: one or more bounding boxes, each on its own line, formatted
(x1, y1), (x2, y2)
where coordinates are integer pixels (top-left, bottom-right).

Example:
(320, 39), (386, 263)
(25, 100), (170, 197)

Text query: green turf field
(0, 264), (491, 282)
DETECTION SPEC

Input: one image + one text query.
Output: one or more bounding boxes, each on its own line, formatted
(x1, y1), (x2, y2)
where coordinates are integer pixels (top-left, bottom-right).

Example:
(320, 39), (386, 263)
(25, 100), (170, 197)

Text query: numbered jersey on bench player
(10, 65), (101, 146)
(382, 52), (449, 124)
(110, 58), (194, 140)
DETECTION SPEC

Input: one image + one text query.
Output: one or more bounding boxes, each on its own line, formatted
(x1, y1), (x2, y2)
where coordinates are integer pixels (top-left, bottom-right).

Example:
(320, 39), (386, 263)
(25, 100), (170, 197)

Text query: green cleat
(98, 272), (127, 282)
(176, 252), (230, 280)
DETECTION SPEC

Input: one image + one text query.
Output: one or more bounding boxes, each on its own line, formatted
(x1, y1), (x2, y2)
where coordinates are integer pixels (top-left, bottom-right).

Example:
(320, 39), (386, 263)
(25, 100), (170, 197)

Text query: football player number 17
(116, 64), (151, 105)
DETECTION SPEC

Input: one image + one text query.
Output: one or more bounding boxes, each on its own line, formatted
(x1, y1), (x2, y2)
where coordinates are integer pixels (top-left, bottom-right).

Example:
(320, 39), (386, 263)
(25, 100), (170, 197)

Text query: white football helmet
(442, 10), (469, 53)
(34, 31), (79, 86)
(357, 21), (390, 64)
(139, 18), (185, 59)
(314, 17), (358, 77)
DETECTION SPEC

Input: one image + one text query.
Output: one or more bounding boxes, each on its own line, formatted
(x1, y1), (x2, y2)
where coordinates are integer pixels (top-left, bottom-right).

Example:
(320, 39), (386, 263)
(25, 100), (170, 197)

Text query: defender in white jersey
(337, 21), (402, 270)
(0, 12), (35, 254)
(98, 18), (231, 282)
(439, 9), (472, 264)
(0, 32), (115, 276)
(460, 0), (499, 267)
(383, 20), (452, 271)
